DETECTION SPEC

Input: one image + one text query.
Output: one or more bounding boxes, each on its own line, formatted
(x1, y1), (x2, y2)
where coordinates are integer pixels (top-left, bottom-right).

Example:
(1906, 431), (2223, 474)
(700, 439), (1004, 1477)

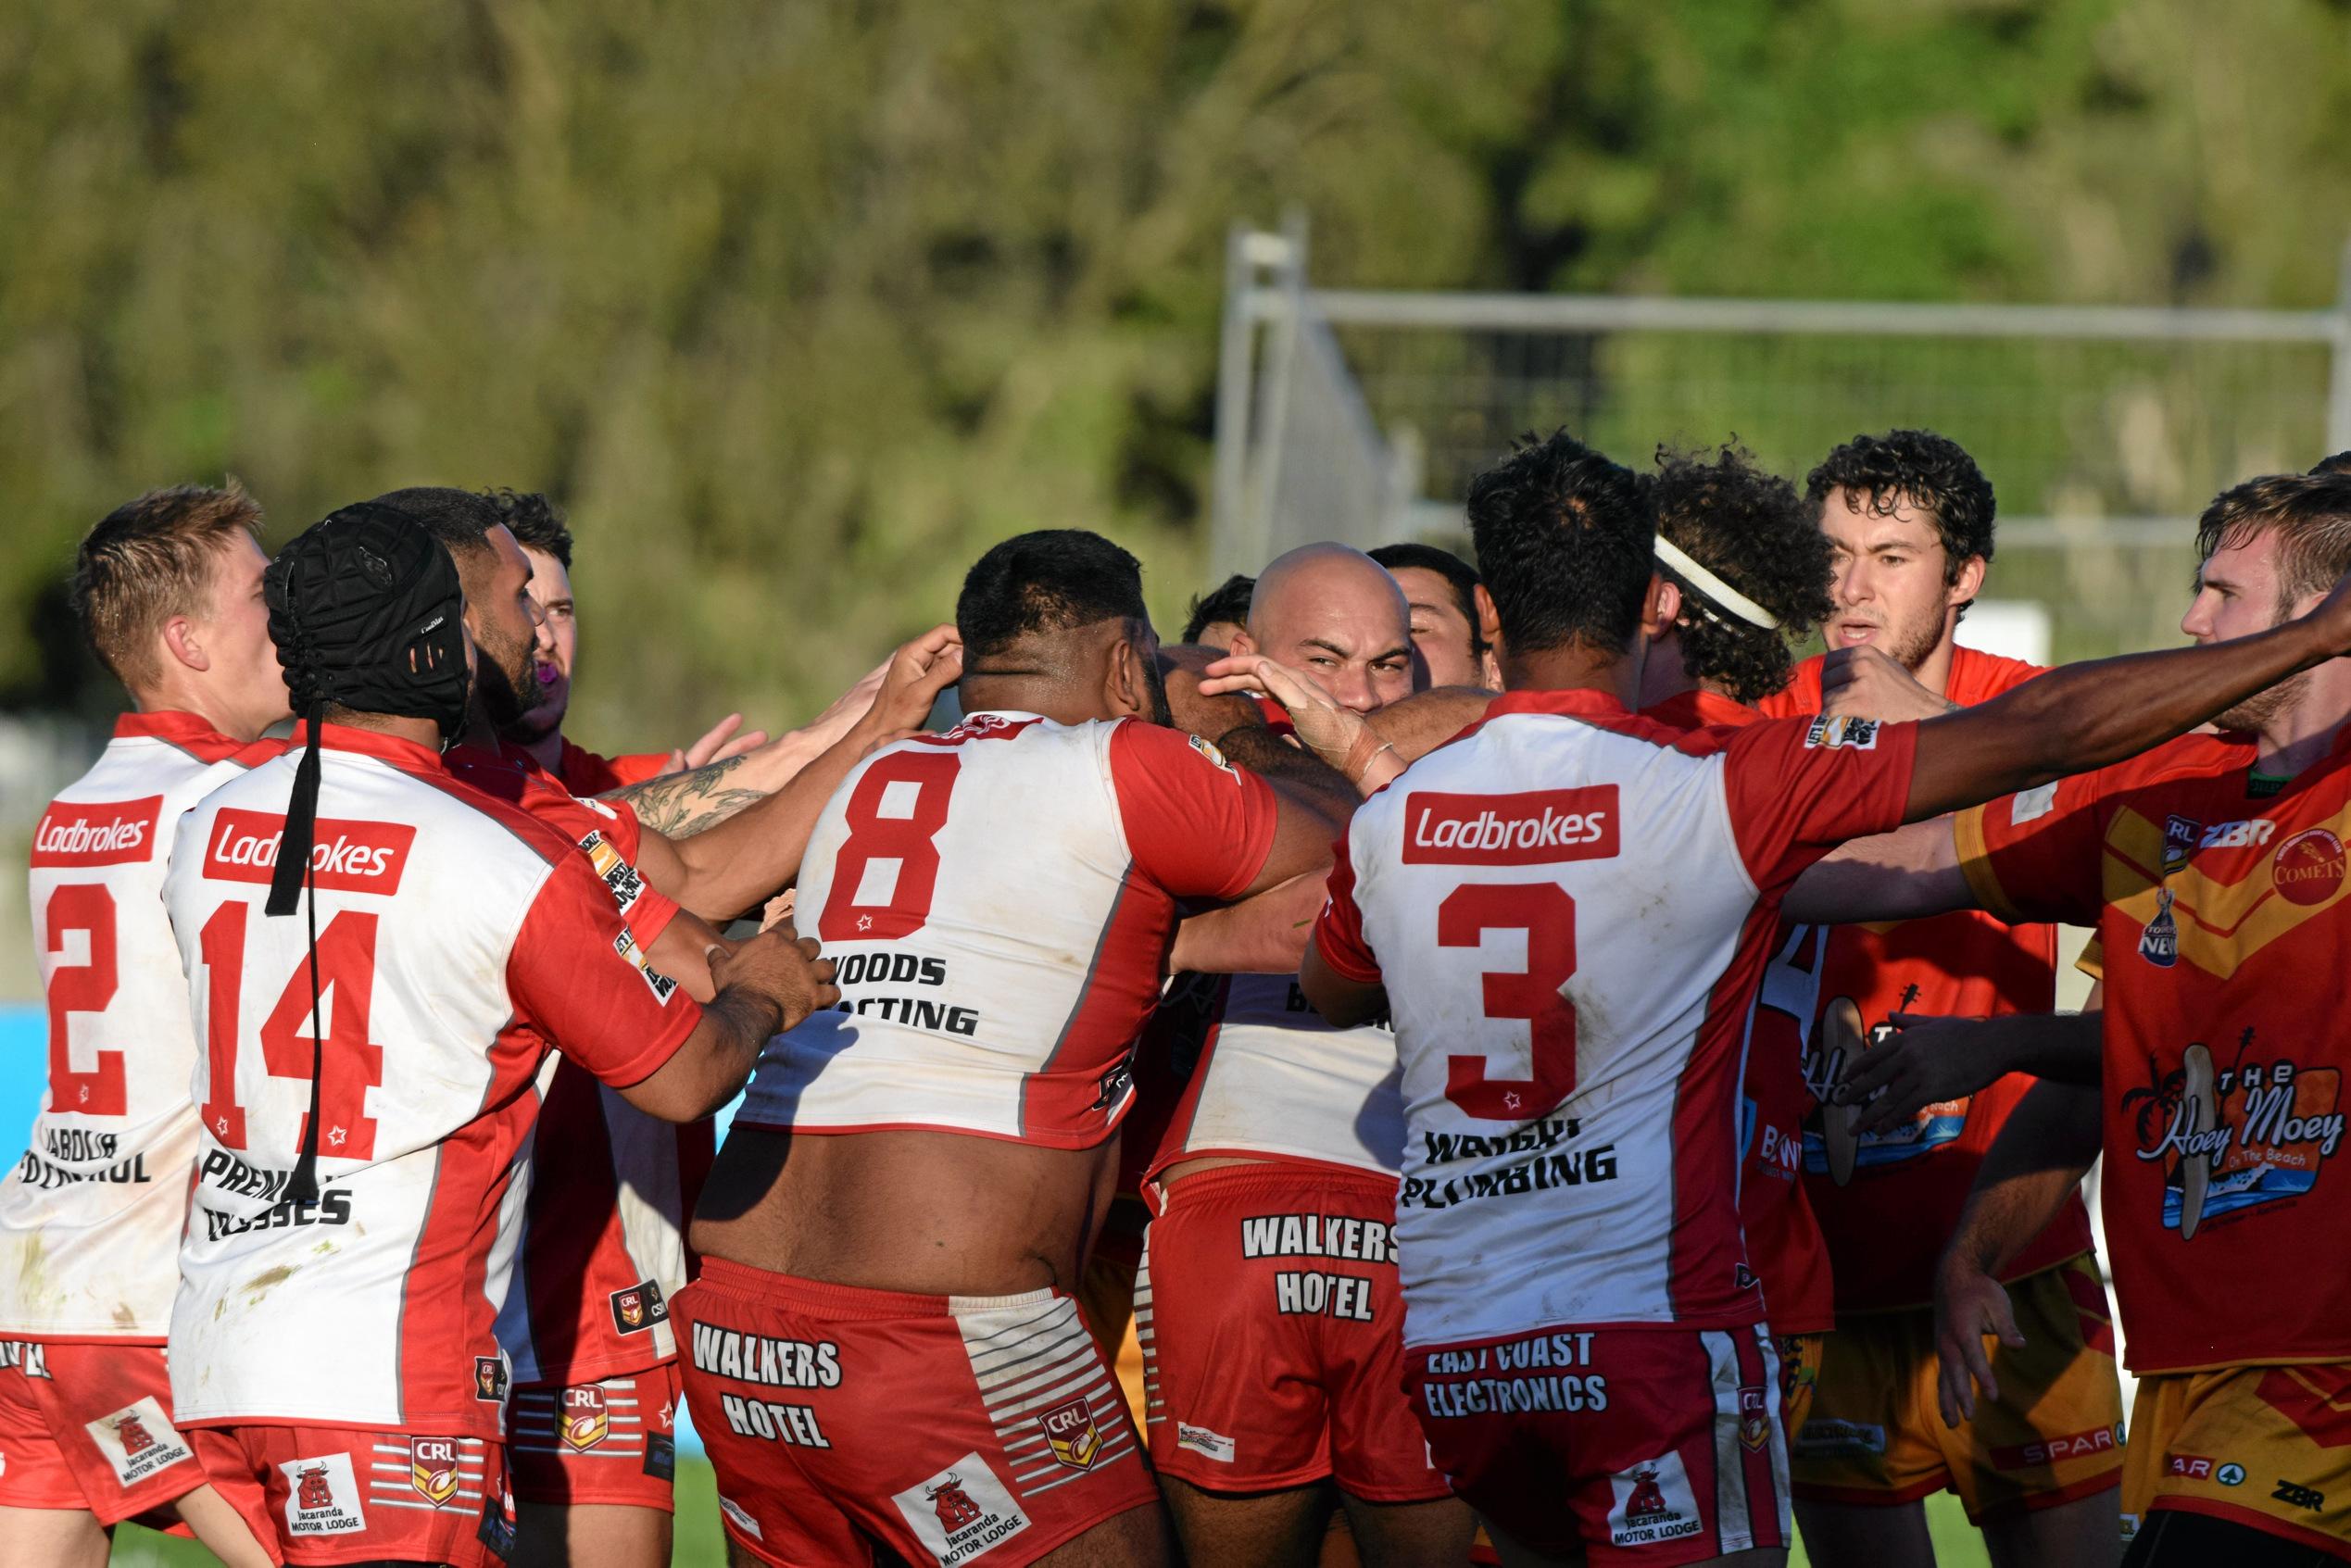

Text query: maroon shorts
(0, 1338), (250, 1530)
(1408, 1322), (1790, 1565)
(190, 1424), (515, 1566)
(677, 1260), (1160, 1566)
(509, 1363), (680, 1511)
(1138, 1164), (1446, 1501)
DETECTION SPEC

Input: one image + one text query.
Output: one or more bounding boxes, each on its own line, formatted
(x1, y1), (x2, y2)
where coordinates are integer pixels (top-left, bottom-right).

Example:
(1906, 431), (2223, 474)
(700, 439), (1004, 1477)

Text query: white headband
(1653, 535), (1779, 630)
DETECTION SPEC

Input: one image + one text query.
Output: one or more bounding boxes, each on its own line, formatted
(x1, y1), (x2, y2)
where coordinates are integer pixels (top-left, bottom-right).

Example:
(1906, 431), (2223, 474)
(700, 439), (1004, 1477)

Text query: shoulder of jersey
(1950, 644), (2051, 703)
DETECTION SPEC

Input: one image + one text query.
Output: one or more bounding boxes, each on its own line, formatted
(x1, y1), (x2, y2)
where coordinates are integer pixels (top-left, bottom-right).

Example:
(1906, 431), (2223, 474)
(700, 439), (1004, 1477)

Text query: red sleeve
(1721, 714), (1921, 890)
(1106, 721), (1280, 901)
(605, 751), (673, 788)
(1953, 770), (2110, 928)
(1310, 830), (1380, 984)
(507, 852), (703, 1088)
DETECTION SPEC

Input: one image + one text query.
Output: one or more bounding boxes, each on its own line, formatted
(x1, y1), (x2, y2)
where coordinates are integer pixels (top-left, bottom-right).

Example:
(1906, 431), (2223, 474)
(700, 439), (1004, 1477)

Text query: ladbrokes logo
(32, 797), (162, 867)
(204, 809), (414, 894)
(1402, 787), (1618, 866)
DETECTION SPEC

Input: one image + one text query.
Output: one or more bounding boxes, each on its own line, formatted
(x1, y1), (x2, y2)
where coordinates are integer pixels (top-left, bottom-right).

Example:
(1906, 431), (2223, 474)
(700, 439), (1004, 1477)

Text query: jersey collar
(116, 709), (238, 747)
(290, 720), (447, 773)
(1641, 687), (1757, 729)
(1484, 688), (1633, 723)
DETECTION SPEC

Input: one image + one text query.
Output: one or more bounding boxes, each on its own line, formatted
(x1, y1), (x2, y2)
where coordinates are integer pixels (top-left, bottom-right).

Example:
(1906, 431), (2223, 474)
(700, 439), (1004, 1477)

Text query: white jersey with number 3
(1312, 691), (1917, 1346)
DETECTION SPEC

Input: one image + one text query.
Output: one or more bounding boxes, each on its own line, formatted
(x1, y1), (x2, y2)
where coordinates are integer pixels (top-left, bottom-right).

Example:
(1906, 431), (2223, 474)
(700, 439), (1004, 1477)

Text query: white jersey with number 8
(737, 709), (1278, 1148)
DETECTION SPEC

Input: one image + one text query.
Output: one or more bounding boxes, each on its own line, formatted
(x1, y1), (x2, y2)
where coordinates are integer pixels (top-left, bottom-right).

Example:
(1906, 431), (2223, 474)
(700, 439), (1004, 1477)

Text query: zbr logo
(410, 1437), (460, 1507)
(204, 809), (415, 894)
(1039, 1397), (1105, 1470)
(560, 1387), (610, 1452)
(2272, 828), (2346, 908)
(31, 797), (162, 867)
(1402, 786), (1619, 866)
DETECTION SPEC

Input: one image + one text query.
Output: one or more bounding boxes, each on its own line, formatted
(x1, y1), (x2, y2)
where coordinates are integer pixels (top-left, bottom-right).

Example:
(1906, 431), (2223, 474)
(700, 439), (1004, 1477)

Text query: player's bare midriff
(689, 1124), (1125, 1297)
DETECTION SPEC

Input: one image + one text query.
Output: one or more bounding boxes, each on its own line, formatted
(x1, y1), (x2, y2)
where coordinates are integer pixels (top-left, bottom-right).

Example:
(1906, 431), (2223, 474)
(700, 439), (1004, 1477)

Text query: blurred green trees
(5, 0), (2347, 745)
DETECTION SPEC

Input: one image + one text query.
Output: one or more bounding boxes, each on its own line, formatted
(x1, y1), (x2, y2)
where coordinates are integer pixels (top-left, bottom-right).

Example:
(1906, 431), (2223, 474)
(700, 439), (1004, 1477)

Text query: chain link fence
(1212, 217), (2351, 664)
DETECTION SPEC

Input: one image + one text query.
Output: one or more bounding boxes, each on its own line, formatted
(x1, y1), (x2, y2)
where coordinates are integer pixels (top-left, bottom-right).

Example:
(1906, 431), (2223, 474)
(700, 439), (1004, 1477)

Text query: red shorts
(1138, 1164), (1445, 1502)
(677, 1260), (1160, 1567)
(0, 1338), (246, 1529)
(509, 1364), (680, 1511)
(1407, 1322), (1790, 1565)
(190, 1424), (516, 1566)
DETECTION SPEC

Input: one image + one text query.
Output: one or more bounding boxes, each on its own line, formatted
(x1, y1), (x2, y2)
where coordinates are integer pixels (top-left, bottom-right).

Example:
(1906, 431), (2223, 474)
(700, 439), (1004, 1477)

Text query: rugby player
(1630, 447), (1841, 1447)
(383, 486), (961, 1568)
(159, 505), (836, 1568)
(0, 487), (283, 1568)
(1744, 431), (2121, 1564)
(1184, 573), (1257, 650)
(676, 529), (1359, 1567)
(1786, 471), (2351, 1565)
(1287, 430), (2351, 1568)
(1368, 542), (1502, 692)
(1141, 544), (1476, 1566)
(489, 490), (885, 832)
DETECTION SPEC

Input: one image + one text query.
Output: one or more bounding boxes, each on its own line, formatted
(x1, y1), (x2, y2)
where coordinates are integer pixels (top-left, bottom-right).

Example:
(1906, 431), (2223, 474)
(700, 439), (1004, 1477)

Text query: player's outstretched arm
(1299, 936), (1385, 1028)
(616, 929), (839, 1123)
(1903, 576), (2351, 820)
(1168, 871), (1326, 974)
(1837, 1005), (2103, 1138)
(632, 625), (962, 920)
(1781, 817), (1970, 924)
(1931, 1079), (2102, 1426)
(1198, 652), (1488, 795)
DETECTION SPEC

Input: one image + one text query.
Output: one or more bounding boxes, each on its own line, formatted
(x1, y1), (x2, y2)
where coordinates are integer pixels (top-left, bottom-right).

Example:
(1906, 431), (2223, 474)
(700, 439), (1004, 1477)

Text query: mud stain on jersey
(240, 1261), (299, 1302)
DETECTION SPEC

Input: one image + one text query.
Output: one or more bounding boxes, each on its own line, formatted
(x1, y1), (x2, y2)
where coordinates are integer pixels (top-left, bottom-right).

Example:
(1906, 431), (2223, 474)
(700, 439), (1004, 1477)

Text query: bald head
(1232, 543), (1414, 714)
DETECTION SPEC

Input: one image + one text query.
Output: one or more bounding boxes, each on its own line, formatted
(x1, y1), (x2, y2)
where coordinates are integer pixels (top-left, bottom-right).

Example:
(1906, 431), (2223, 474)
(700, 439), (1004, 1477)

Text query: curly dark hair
(484, 489), (573, 568)
(1649, 447), (1834, 705)
(1467, 430), (1653, 658)
(1806, 430), (1995, 610)
(957, 529), (1149, 661)
(1181, 573), (1256, 645)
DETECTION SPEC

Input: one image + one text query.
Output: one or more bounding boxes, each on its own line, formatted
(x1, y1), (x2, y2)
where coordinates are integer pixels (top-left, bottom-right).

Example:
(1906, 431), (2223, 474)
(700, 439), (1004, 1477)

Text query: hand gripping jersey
(1147, 972), (1407, 1180)
(1956, 724), (2351, 1374)
(0, 713), (277, 1339)
(1313, 689), (1918, 1347)
(1758, 646), (2091, 1311)
(1642, 687), (1835, 1337)
(736, 710), (1277, 1146)
(446, 745), (710, 1386)
(161, 724), (702, 1435)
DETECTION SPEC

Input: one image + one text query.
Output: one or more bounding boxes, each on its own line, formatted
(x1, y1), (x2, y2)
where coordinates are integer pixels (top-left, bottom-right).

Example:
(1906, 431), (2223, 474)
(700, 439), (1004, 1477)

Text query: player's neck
(1635, 634), (1696, 710)
(319, 709), (446, 752)
(454, 703), (503, 757)
(1908, 631), (1961, 699)
(2253, 671), (2351, 778)
(129, 677), (259, 744)
(510, 729), (564, 772)
(1501, 643), (1641, 709)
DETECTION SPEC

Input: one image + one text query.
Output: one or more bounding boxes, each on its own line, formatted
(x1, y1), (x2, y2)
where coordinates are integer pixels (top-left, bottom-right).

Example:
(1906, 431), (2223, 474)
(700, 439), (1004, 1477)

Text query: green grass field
(107, 1454), (1993, 1565)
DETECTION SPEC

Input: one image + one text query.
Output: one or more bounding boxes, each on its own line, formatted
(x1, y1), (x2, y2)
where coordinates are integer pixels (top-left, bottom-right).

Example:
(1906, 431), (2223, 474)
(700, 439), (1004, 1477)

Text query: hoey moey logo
(1402, 787), (1618, 866)
(2127, 1033), (2345, 1239)
(32, 797), (162, 867)
(204, 809), (415, 894)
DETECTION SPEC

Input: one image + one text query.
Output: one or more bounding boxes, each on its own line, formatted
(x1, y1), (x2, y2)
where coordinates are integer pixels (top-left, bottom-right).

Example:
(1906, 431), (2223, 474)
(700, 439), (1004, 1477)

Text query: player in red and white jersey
(160, 505), (836, 1568)
(1291, 430), (2351, 1568)
(1138, 544), (1476, 1564)
(1784, 471), (2351, 1565)
(1748, 432), (2118, 1562)
(676, 530), (1358, 1567)
(0, 487), (285, 1568)
(1629, 446), (1842, 1446)
(383, 486), (968, 1568)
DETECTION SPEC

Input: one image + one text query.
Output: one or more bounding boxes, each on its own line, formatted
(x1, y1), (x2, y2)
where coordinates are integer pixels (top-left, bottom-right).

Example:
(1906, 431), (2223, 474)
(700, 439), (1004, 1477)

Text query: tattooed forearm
(600, 754), (768, 834)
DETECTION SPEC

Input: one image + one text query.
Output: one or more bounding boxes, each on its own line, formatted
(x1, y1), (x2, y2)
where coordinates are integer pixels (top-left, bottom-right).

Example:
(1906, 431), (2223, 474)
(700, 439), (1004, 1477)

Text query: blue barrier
(0, 1002), (730, 1453)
